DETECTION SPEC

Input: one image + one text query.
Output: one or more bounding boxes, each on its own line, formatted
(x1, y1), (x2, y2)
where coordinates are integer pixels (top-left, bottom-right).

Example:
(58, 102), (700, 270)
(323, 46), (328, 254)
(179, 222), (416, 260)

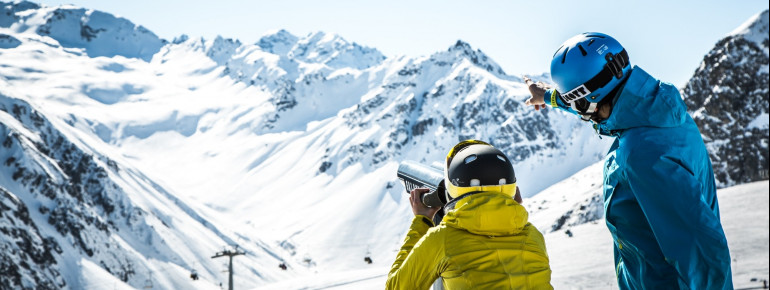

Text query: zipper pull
(593, 124), (602, 139)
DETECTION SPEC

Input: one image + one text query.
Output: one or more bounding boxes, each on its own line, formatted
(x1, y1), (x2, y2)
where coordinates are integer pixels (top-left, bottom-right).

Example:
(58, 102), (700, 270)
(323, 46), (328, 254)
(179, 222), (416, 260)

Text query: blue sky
(37, 0), (768, 87)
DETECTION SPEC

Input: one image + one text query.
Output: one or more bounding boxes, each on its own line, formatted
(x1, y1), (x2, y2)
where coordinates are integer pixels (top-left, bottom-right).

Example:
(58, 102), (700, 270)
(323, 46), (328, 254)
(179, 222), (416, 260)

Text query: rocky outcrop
(682, 10), (769, 187)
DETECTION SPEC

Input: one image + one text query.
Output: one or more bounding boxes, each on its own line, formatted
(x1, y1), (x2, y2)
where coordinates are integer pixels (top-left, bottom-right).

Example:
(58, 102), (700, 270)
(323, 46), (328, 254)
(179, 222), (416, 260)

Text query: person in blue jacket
(524, 32), (733, 289)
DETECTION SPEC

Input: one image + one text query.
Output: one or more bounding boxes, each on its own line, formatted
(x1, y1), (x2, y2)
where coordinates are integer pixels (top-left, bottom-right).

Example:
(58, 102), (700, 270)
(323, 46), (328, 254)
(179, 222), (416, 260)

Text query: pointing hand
(523, 76), (550, 111)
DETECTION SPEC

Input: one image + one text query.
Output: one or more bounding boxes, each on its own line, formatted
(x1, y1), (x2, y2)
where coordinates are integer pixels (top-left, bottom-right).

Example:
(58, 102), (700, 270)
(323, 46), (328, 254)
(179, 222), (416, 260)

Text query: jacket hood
(442, 191), (528, 236)
(598, 66), (687, 134)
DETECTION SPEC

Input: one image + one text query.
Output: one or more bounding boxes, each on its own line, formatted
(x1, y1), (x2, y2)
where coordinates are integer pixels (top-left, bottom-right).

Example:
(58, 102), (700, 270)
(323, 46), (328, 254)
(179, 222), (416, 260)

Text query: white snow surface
(261, 167), (770, 289)
(748, 112), (769, 130)
(729, 9), (770, 53)
(525, 164), (770, 289)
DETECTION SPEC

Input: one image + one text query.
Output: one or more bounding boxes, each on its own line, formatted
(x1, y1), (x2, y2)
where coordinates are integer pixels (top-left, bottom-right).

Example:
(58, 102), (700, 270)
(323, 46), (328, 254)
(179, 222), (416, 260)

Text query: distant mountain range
(1, 1), (767, 289)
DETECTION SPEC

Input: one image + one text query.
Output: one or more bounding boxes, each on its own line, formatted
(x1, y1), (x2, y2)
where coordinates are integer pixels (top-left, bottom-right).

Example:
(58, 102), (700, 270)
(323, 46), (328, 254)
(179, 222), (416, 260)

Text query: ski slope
(261, 169), (768, 289)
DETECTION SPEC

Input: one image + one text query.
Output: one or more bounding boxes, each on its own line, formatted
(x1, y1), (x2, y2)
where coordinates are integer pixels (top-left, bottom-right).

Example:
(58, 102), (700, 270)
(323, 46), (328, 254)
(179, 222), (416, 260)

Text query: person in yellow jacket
(387, 140), (553, 290)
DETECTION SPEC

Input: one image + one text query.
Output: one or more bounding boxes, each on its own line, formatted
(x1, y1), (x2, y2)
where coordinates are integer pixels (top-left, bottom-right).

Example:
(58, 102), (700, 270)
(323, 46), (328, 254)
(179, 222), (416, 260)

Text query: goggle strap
(583, 49), (629, 95)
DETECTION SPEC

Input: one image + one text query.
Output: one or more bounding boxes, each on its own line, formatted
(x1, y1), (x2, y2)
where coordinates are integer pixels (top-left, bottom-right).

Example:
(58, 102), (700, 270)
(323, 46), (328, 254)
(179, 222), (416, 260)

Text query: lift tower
(212, 245), (245, 290)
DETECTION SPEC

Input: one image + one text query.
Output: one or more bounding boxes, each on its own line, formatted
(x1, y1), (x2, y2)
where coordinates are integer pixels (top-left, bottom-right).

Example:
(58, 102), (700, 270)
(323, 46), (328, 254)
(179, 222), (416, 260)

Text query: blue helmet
(550, 32), (631, 115)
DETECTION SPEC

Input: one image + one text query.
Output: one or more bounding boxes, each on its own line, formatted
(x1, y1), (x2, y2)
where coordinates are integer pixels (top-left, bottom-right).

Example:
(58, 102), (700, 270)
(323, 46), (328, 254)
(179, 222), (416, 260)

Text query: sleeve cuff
(545, 89), (559, 108)
(546, 89), (581, 116)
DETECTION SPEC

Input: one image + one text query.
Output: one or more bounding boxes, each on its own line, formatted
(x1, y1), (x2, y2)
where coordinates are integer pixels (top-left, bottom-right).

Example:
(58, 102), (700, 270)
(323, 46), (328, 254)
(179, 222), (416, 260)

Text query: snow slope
(0, 82), (292, 289)
(529, 166), (769, 289)
(258, 167), (769, 289)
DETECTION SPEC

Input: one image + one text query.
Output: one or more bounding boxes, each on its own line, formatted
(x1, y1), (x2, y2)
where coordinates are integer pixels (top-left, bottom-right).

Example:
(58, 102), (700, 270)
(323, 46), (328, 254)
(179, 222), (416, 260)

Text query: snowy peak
(191, 29), (386, 71)
(171, 33), (189, 45)
(207, 35), (242, 64)
(436, 40), (507, 76)
(288, 31), (385, 70)
(682, 9), (769, 187)
(257, 29), (299, 56)
(167, 34), (241, 65)
(0, 1), (40, 27)
(169, 29), (384, 82)
(729, 9), (769, 53)
(1, 1), (165, 61)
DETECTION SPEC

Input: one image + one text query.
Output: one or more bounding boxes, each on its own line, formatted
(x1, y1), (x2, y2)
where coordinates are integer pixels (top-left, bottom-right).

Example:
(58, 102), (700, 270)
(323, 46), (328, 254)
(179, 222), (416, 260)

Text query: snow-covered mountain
(1, 89), (264, 290)
(0, 2), (609, 288)
(1, 1), (767, 289)
(1, 1), (164, 61)
(682, 9), (769, 187)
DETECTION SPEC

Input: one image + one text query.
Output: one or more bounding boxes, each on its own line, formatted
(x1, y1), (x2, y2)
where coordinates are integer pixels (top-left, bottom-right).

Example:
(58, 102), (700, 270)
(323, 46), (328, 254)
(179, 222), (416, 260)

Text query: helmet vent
(561, 47), (569, 64)
(499, 179), (506, 185)
(587, 39), (596, 46)
(578, 45), (587, 56)
(497, 155), (506, 162)
(552, 45), (564, 58)
(470, 179), (481, 186)
(464, 155), (477, 164)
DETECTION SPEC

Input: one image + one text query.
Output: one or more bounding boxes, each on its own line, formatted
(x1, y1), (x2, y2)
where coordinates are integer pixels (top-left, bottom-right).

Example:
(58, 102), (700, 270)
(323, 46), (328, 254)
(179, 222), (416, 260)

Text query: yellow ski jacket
(386, 191), (552, 290)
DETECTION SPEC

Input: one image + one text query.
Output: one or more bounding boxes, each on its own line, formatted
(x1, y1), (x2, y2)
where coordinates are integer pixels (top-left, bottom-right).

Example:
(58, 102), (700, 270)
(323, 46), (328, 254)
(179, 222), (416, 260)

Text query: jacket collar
(442, 191), (528, 236)
(596, 66), (687, 135)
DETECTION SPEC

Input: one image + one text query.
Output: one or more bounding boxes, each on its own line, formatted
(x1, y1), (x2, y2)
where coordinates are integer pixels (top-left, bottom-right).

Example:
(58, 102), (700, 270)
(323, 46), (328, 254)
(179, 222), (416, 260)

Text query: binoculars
(396, 161), (448, 208)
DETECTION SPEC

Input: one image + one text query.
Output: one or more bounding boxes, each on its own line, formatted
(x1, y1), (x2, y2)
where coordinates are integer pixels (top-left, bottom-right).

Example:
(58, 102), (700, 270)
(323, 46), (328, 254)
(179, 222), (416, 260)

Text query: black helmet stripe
(561, 47), (569, 64)
(578, 44), (587, 56)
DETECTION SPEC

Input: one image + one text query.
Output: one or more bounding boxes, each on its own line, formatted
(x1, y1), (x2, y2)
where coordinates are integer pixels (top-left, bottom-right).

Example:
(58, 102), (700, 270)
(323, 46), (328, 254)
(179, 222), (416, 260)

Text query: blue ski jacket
(549, 66), (733, 289)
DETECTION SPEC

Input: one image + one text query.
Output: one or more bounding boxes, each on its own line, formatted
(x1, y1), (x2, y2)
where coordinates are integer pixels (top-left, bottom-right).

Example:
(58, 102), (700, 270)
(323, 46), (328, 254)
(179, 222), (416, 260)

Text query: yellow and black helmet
(444, 140), (517, 199)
